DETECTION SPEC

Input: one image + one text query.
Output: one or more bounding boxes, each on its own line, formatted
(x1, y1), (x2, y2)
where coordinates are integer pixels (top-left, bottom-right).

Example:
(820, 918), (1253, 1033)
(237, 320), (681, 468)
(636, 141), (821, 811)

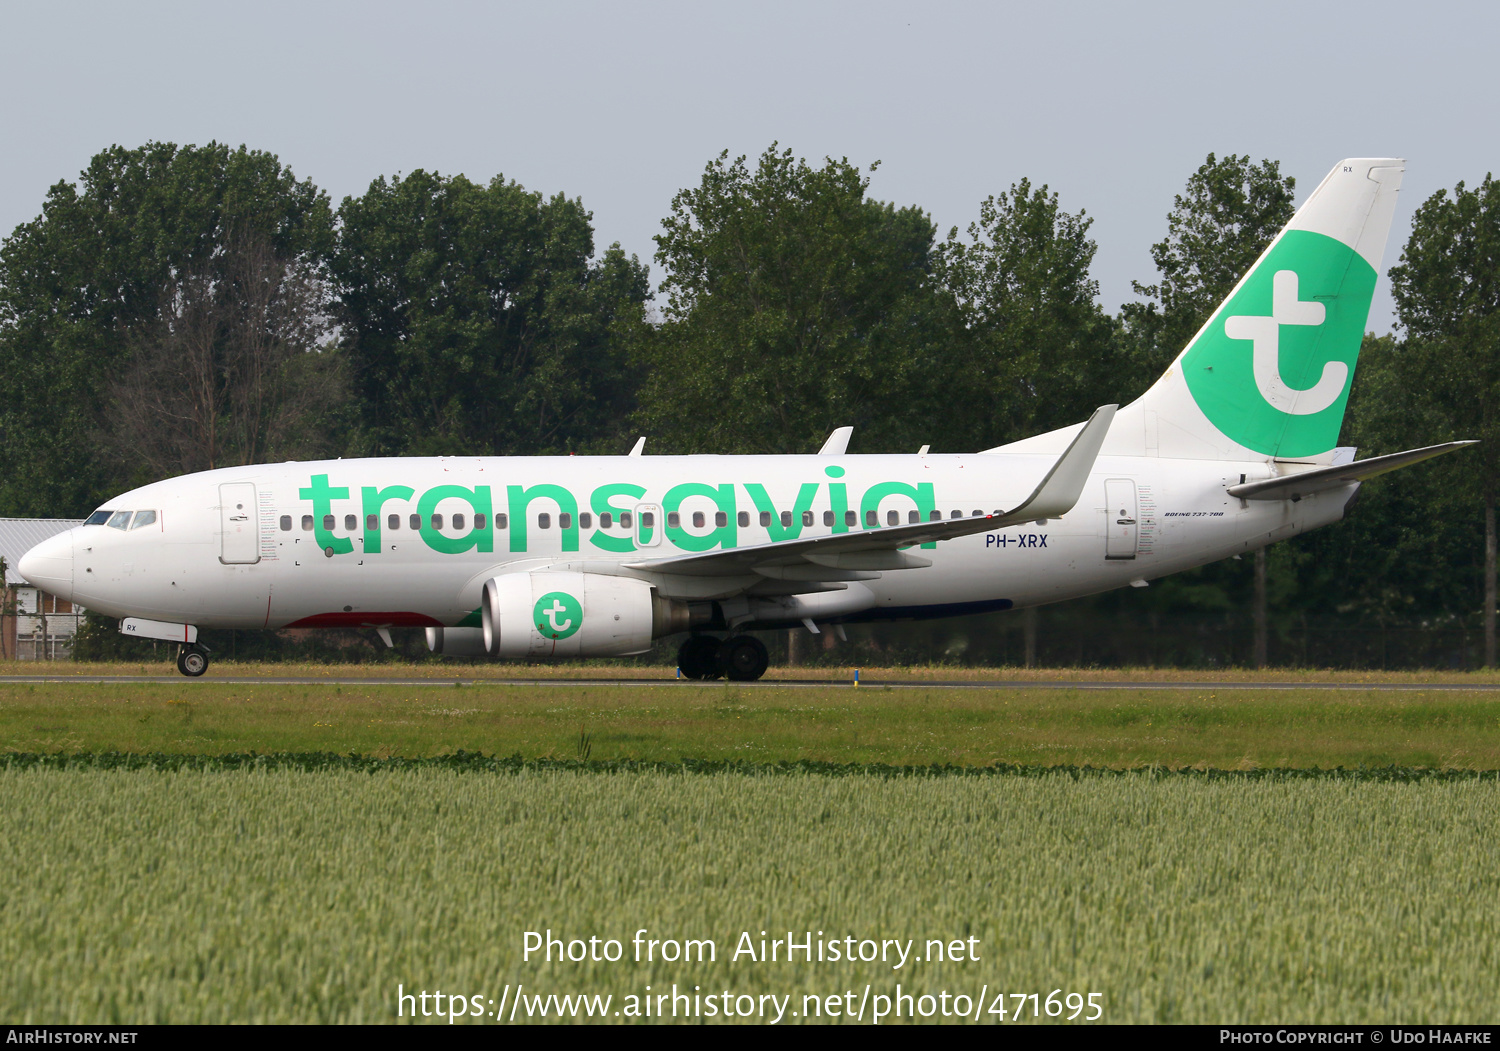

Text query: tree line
(1, 142), (1495, 666)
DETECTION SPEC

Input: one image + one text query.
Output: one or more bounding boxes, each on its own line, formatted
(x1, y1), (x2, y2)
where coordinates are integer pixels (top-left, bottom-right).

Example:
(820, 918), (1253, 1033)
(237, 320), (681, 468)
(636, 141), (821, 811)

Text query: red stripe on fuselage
(285, 612), (443, 628)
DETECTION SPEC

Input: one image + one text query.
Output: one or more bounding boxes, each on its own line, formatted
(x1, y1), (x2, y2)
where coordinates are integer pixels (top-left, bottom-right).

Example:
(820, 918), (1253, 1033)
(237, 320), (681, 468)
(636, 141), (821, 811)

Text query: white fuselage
(21, 451), (1354, 633)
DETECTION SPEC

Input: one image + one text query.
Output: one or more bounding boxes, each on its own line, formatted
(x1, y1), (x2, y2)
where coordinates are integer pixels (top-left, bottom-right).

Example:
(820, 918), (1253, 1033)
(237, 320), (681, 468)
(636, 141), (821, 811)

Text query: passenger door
(1104, 478), (1139, 561)
(219, 482), (261, 564)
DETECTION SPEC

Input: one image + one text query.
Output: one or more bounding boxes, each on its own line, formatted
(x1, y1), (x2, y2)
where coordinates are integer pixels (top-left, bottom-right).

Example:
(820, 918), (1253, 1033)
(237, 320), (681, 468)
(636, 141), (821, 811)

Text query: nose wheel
(176, 644), (210, 677)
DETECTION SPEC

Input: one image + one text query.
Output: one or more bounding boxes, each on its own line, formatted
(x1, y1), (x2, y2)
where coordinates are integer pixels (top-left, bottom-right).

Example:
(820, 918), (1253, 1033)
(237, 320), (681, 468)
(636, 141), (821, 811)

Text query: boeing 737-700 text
(18, 158), (1472, 677)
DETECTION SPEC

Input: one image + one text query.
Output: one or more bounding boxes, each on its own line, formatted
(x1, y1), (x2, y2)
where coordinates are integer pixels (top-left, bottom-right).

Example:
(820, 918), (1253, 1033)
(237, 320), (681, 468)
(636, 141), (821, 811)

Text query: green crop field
(4, 669), (1497, 1024)
(1, 761), (1496, 1024)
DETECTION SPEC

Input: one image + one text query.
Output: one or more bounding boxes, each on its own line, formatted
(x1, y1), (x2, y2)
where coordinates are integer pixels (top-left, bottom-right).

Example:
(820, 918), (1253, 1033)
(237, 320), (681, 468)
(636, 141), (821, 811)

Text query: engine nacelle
(425, 626), (490, 656)
(480, 571), (688, 658)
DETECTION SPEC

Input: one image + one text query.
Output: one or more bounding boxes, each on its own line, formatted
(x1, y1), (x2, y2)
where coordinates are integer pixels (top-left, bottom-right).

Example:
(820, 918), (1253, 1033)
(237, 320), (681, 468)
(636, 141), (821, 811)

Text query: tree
(0, 142), (333, 515)
(1120, 153), (1297, 387)
(107, 229), (346, 484)
(935, 179), (1117, 442)
(635, 145), (963, 455)
(332, 171), (650, 457)
(1388, 175), (1500, 664)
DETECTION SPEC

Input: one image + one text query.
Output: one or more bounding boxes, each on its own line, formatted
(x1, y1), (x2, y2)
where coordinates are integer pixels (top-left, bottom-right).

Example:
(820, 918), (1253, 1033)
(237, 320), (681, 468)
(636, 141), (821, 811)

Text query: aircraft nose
(18, 531), (75, 601)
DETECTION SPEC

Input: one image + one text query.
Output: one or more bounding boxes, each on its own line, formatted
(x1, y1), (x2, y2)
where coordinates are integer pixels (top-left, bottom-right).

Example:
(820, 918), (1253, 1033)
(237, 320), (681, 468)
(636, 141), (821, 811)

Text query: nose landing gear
(176, 644), (210, 677)
(675, 634), (770, 682)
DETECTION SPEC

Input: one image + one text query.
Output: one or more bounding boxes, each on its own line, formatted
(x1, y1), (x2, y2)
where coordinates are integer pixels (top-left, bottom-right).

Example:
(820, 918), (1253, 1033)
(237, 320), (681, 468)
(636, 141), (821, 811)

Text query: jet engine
(480, 571), (690, 658)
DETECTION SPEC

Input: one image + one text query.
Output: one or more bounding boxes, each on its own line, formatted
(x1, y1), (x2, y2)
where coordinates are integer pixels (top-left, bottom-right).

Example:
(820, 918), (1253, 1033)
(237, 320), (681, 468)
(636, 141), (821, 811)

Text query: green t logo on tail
(1182, 229), (1377, 457)
(534, 592), (583, 640)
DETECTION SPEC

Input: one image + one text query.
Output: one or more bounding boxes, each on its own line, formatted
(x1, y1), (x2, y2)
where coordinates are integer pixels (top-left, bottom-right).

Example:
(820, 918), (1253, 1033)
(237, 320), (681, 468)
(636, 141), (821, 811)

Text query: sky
(2, 0), (1495, 334)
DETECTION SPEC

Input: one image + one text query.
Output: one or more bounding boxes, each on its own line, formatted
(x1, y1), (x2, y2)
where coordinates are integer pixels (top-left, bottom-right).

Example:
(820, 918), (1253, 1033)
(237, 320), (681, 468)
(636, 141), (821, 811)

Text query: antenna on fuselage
(628, 437), (646, 457)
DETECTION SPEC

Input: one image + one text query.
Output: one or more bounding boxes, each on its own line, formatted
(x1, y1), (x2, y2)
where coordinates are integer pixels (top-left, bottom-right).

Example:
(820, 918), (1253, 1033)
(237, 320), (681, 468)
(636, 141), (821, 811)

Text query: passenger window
(845, 511), (857, 527)
(432, 514), (444, 530)
(578, 513), (590, 529)
(538, 513), (550, 529)
(972, 510), (983, 517)
(909, 510), (920, 524)
(715, 511), (727, 527)
(133, 510), (158, 530)
(85, 510), (112, 526)
(303, 515), (314, 531)
(760, 511), (772, 527)
(639, 512), (652, 528)
(279, 515), (292, 532)
(495, 514), (508, 529)
(108, 511), (132, 530)
(453, 513), (466, 531)
(780, 511), (792, 528)
(344, 514), (357, 531)
(692, 511), (704, 528)
(951, 510), (962, 519)
(823, 511), (834, 527)
(409, 514), (421, 530)
(600, 512), (613, 529)
(323, 514), (335, 531)
(558, 513), (570, 530)
(865, 510), (878, 527)
(476, 514), (487, 530)
(930, 510), (942, 522)
(621, 512), (634, 529)
(803, 510), (814, 527)
(887, 510), (900, 526)
(388, 514), (400, 530)
(667, 512), (680, 528)
(366, 514), (378, 531)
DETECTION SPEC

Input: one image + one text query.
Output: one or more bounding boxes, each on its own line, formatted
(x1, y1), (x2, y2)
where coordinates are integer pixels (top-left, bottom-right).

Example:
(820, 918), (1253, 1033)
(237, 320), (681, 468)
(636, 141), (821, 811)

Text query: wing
(1226, 441), (1476, 501)
(623, 404), (1117, 581)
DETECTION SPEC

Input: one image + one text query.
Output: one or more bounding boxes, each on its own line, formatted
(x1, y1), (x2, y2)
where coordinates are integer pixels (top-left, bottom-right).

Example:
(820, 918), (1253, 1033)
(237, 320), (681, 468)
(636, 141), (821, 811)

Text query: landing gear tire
(719, 634), (769, 682)
(177, 645), (209, 677)
(677, 635), (722, 680)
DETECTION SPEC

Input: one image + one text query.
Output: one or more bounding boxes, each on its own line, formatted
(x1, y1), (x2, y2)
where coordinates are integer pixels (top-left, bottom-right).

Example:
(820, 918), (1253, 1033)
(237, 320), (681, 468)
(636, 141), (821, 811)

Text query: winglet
(819, 427), (853, 456)
(1003, 404), (1117, 522)
(628, 437), (646, 457)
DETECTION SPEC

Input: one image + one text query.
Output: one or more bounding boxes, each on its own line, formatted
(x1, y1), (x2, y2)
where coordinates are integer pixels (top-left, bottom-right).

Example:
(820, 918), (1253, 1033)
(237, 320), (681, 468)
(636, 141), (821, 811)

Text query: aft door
(1104, 478), (1138, 561)
(219, 482), (261, 564)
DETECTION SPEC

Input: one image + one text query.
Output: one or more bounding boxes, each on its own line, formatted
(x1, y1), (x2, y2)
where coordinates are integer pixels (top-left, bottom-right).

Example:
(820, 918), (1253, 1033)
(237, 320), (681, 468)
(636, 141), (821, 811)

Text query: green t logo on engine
(534, 592), (583, 640)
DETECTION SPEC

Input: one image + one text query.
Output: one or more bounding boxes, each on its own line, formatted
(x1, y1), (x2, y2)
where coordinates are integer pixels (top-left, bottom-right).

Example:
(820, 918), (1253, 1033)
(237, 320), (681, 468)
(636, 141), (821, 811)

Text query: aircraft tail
(1127, 157), (1404, 462)
(992, 158), (1405, 463)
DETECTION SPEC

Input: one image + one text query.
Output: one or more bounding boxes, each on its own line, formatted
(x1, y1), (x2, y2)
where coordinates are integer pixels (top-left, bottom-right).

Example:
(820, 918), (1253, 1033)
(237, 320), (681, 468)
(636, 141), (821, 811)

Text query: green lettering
(299, 474), (353, 554)
(859, 481), (938, 549)
(744, 483), (820, 541)
(589, 483), (646, 553)
(417, 485), (494, 554)
(663, 483), (737, 552)
(361, 485), (414, 554)
(508, 484), (579, 553)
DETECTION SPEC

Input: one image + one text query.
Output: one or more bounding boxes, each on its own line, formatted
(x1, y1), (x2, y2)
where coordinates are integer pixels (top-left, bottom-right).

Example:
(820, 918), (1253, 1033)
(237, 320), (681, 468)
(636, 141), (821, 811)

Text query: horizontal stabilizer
(1226, 441), (1476, 501)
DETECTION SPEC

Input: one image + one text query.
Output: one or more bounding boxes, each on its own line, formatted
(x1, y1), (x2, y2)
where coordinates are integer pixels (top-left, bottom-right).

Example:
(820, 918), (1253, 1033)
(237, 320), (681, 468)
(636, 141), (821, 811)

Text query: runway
(2, 675), (1499, 691)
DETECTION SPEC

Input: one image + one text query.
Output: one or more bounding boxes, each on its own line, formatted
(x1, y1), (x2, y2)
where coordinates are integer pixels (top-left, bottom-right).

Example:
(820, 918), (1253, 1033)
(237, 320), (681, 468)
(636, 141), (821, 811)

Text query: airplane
(18, 157), (1474, 678)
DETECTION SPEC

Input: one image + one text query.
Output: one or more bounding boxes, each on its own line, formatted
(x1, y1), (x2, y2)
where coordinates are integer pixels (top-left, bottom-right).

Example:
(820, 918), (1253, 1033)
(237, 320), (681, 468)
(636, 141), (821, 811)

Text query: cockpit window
(107, 511), (132, 530)
(131, 510), (157, 530)
(84, 510), (112, 526)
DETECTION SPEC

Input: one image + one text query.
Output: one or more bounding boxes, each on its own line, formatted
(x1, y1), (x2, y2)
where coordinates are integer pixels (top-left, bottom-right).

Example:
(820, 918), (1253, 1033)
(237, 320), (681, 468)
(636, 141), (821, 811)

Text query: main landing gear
(677, 634), (770, 682)
(176, 644), (210, 677)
